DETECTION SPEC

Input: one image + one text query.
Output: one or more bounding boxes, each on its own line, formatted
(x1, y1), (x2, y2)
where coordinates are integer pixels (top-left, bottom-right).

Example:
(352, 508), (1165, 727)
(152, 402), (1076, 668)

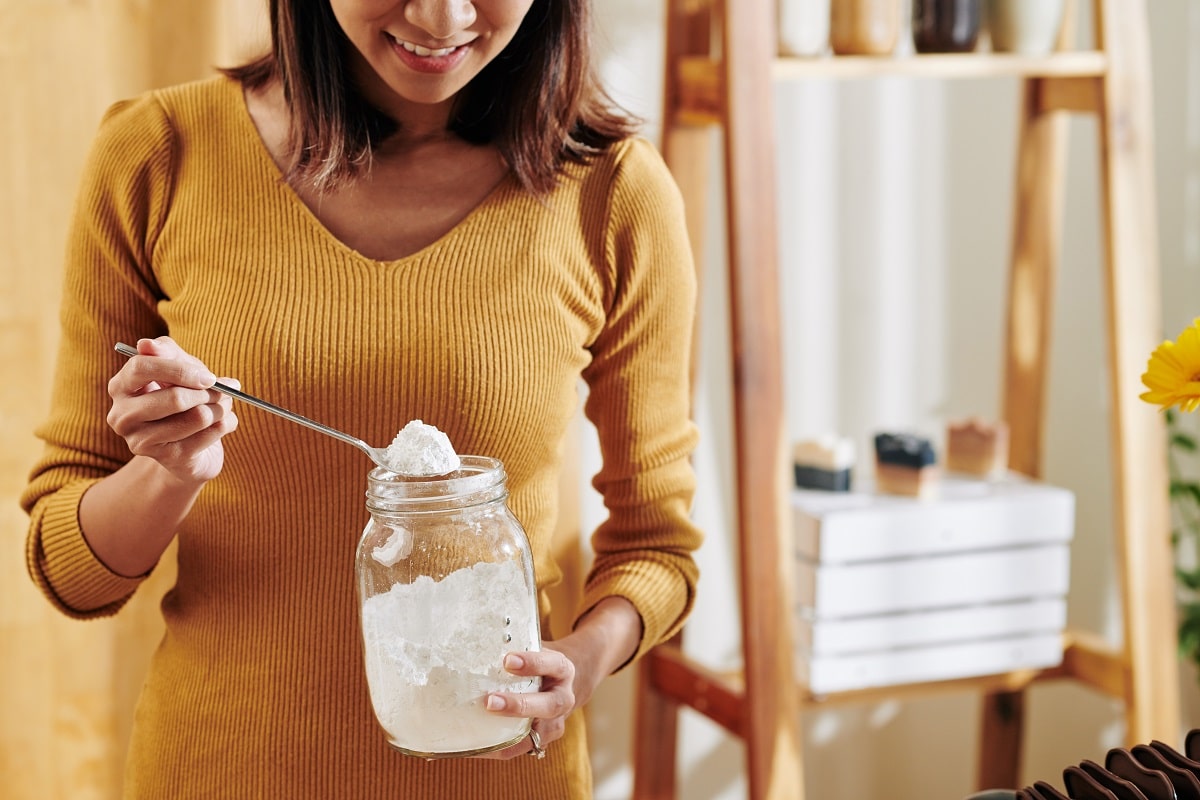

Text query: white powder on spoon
(373, 420), (459, 567)
(383, 419), (461, 476)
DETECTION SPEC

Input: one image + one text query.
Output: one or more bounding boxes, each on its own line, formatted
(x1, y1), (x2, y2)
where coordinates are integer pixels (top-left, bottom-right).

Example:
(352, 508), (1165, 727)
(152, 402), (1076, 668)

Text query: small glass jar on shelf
(912, 0), (982, 54)
(779, 0), (832, 57)
(830, 0), (902, 56)
(984, 0), (1067, 55)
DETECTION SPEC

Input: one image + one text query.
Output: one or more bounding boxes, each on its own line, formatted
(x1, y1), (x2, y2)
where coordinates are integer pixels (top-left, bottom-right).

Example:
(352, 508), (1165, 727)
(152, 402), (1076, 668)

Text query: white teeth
(398, 40), (457, 58)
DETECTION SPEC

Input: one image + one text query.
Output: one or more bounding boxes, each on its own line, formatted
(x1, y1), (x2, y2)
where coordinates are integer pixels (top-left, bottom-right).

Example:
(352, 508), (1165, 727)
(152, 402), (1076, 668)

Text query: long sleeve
(21, 93), (177, 618)
(576, 138), (702, 665)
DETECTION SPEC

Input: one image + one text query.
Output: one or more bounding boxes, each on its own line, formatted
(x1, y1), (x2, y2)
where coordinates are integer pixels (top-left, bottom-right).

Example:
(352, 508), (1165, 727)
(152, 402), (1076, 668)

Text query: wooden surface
(721, 0), (806, 796)
(641, 1), (808, 798)
(0, 4), (265, 797)
(642, 628), (1129, 711)
(661, 0), (717, 402)
(771, 50), (1107, 80)
(985, 8), (1078, 785)
(675, 51), (1109, 124)
(1094, 0), (1181, 745)
(632, 637), (684, 799)
(631, 3), (712, 793)
(1000, 0), (1077, 486)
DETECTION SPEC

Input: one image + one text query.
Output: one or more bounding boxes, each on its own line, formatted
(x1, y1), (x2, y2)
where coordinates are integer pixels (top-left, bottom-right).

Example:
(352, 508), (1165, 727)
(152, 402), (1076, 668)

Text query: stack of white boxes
(792, 474), (1075, 695)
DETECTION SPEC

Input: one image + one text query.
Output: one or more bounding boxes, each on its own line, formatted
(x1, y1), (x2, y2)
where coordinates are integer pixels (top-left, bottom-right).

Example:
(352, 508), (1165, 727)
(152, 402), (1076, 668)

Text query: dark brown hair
(224, 0), (639, 195)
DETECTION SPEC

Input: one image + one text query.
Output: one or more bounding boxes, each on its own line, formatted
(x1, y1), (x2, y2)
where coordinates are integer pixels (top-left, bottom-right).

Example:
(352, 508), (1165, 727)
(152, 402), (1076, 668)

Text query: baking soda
(383, 420), (460, 476)
(370, 527), (412, 567)
(360, 559), (539, 754)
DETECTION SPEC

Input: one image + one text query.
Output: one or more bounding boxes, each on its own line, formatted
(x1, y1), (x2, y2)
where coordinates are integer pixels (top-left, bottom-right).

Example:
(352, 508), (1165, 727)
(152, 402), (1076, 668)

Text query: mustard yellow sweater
(22, 76), (701, 799)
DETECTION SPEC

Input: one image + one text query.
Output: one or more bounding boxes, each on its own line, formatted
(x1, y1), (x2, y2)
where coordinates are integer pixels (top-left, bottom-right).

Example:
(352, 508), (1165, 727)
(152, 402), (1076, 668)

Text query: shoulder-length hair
(224, 0), (639, 195)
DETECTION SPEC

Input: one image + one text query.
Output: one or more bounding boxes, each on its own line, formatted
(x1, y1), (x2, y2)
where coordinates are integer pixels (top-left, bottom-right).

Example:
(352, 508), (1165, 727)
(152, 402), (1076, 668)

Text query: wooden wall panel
(0, 3), (266, 797)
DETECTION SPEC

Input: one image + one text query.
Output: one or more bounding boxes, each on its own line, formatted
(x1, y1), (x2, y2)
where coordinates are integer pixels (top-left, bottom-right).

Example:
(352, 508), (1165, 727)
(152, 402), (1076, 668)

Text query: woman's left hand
(476, 642), (582, 760)
(477, 597), (642, 761)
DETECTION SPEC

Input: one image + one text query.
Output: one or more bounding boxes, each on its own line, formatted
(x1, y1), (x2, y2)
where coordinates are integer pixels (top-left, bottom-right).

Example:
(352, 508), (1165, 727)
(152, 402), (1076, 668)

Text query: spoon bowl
(114, 342), (442, 476)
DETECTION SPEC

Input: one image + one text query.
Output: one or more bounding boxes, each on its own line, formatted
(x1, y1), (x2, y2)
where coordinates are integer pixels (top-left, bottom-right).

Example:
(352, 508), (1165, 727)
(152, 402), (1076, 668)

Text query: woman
(21, 0), (702, 797)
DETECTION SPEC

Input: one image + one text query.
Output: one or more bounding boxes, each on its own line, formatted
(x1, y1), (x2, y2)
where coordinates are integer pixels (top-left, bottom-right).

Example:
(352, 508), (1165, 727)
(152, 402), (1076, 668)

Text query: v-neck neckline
(224, 76), (517, 267)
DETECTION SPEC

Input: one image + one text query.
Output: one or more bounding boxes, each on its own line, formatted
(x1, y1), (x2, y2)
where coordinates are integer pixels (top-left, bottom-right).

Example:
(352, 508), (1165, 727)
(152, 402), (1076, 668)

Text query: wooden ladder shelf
(633, 1), (1180, 797)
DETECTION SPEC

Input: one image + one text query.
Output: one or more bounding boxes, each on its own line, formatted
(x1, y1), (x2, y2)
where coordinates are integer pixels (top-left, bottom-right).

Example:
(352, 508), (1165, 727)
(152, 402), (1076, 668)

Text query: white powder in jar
(371, 527), (412, 567)
(360, 559), (540, 755)
(383, 420), (461, 476)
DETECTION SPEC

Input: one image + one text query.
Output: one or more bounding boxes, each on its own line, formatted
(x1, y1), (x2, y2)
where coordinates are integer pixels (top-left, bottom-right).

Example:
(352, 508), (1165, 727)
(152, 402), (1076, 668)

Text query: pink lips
(386, 35), (471, 74)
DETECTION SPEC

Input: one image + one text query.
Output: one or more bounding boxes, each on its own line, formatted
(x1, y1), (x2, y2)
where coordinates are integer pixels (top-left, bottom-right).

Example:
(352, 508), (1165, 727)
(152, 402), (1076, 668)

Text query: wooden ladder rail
(633, 0), (803, 798)
(982, 0), (1179, 788)
(629, 1), (721, 795)
(634, 1), (1180, 798)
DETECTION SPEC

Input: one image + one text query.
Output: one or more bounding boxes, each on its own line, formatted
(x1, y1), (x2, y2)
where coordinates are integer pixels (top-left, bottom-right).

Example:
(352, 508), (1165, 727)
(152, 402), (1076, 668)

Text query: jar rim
(366, 455), (506, 506)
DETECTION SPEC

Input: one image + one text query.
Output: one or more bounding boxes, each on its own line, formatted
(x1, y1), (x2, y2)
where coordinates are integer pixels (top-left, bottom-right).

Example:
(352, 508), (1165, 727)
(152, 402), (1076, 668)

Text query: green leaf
(1180, 620), (1200, 659)
(1179, 567), (1200, 591)
(1162, 417), (1200, 670)
(1173, 481), (1200, 507)
(1179, 604), (1200, 659)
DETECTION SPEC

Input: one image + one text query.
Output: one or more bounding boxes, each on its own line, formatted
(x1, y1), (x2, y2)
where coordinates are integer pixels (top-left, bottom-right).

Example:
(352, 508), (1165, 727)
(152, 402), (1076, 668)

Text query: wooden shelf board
(801, 631), (1127, 707)
(648, 629), (1127, 730)
(675, 52), (1109, 122)
(771, 51), (1109, 80)
(801, 664), (1065, 708)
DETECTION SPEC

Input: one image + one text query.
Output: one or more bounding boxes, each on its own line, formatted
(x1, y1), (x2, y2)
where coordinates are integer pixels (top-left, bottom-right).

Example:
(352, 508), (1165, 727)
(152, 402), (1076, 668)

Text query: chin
(376, 76), (469, 110)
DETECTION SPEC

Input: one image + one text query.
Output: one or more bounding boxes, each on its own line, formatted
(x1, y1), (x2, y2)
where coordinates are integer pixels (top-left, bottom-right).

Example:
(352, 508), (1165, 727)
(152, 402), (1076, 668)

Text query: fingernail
(486, 695), (505, 711)
(199, 371), (217, 386)
(504, 654), (524, 670)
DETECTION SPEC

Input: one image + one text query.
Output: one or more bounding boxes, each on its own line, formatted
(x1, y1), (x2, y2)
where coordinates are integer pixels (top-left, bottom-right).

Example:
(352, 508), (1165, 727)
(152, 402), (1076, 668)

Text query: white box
(796, 597), (1068, 655)
(798, 631), (1065, 695)
(791, 473), (1074, 693)
(795, 543), (1071, 617)
(793, 473), (1075, 564)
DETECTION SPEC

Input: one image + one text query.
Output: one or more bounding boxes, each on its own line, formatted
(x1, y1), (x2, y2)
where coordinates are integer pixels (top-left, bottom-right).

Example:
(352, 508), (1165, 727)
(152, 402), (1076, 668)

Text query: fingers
(113, 336), (217, 395)
(485, 649), (575, 720)
(109, 351), (226, 445)
(115, 399), (237, 458)
(506, 649), (575, 683)
(106, 337), (237, 478)
(477, 648), (579, 761)
(110, 384), (222, 426)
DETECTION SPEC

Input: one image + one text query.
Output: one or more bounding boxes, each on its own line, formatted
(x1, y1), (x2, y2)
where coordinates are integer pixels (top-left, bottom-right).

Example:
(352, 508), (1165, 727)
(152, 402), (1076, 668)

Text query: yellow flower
(1141, 317), (1200, 413)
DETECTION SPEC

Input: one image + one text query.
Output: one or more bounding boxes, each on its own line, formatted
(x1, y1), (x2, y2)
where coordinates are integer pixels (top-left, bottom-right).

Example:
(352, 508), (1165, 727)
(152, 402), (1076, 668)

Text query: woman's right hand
(107, 336), (238, 484)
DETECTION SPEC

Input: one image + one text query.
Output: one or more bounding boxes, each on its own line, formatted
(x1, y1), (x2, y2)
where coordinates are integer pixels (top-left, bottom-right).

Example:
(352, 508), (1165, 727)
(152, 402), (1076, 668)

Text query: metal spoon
(114, 341), (430, 475)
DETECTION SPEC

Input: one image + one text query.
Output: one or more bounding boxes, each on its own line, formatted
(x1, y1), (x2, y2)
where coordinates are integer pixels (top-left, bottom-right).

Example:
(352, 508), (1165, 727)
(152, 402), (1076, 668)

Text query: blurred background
(3, 1), (1199, 798)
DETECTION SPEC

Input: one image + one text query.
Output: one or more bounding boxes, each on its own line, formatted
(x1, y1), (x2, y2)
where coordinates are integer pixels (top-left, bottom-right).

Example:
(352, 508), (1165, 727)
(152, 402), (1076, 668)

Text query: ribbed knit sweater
(21, 76), (701, 799)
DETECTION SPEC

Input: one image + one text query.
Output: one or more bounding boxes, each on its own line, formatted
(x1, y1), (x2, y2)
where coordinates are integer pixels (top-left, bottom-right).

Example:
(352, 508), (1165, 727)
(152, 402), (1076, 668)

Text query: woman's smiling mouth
(384, 32), (472, 74)
(397, 40), (460, 58)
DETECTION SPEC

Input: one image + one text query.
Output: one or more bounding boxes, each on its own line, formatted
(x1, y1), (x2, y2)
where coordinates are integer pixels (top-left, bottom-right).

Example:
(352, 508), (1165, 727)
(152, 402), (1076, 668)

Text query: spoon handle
(114, 342), (376, 459)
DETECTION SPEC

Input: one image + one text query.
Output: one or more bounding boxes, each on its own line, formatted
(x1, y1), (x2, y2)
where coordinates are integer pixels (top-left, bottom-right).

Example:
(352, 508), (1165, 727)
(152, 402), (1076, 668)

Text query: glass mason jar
(356, 456), (541, 758)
